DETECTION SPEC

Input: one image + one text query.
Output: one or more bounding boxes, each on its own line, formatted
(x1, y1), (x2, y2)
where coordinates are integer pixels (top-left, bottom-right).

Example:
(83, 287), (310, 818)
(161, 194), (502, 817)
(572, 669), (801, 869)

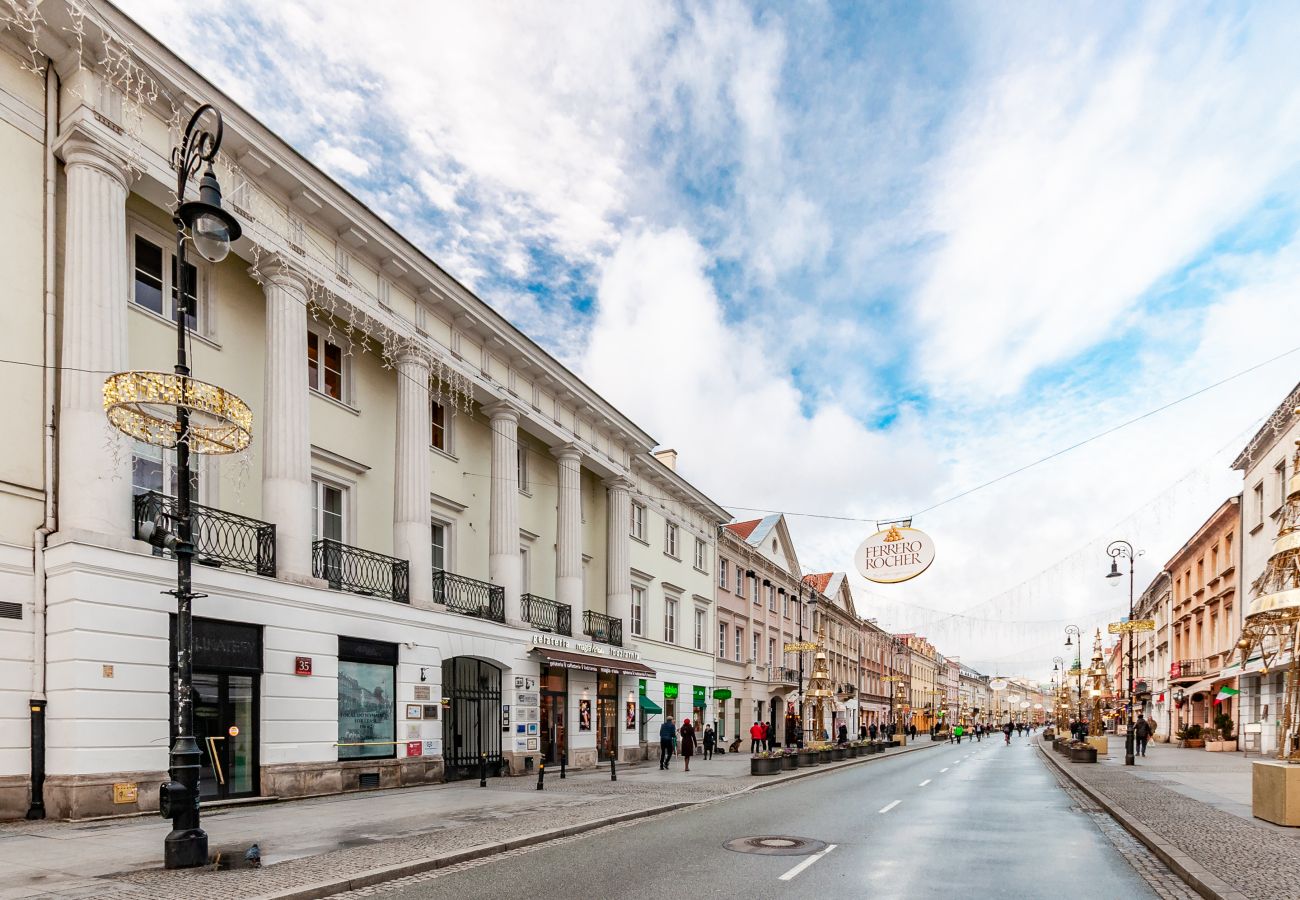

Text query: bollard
(536, 763), (545, 790)
(479, 752), (487, 788)
(610, 755), (617, 782)
(560, 752), (566, 779)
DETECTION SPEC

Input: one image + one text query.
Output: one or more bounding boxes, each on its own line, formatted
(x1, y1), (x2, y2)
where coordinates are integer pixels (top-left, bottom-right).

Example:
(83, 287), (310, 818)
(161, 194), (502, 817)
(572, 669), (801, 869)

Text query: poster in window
(626, 700), (636, 729)
(579, 699), (592, 731)
(338, 660), (395, 759)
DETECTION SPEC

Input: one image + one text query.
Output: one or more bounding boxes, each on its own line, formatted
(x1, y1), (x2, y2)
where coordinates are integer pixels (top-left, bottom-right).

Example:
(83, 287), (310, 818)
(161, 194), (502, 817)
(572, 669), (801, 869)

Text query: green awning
(638, 694), (662, 714)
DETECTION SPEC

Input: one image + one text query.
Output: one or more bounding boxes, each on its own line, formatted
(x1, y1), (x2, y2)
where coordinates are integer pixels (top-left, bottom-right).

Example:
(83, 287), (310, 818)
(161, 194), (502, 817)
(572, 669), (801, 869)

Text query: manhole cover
(724, 835), (827, 856)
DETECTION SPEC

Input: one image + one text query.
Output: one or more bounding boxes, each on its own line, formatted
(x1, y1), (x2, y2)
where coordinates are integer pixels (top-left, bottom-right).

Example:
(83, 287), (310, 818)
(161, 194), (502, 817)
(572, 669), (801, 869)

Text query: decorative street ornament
(104, 371), (252, 454)
(988, 678), (1008, 691)
(1108, 619), (1156, 634)
(783, 641), (819, 653)
(854, 522), (936, 584)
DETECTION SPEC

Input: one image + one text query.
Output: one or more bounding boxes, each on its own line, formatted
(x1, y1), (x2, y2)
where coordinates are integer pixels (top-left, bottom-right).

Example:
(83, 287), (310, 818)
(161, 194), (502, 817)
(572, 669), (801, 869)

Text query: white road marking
(940, 767), (949, 772)
(919, 779), (931, 787)
(779, 844), (837, 881)
(878, 800), (900, 814)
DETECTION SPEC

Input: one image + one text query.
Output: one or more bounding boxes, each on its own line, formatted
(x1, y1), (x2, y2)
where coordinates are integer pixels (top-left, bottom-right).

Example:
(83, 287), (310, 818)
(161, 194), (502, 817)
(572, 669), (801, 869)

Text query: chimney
(653, 448), (678, 471)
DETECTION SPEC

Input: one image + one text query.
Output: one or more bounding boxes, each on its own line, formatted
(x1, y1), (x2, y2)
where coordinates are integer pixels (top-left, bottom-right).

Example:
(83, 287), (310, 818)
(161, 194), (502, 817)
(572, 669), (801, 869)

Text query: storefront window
(338, 637), (397, 760)
(597, 672), (619, 762)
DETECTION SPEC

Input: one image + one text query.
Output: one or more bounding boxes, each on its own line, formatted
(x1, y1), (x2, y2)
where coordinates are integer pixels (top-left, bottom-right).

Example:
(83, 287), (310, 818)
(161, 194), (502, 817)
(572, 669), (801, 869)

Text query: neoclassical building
(0, 1), (725, 819)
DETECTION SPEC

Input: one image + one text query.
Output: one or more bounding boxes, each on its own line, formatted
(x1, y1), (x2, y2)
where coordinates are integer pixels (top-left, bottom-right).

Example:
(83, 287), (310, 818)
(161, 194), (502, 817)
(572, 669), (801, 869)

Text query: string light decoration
(102, 371), (251, 455)
(1238, 408), (1300, 762)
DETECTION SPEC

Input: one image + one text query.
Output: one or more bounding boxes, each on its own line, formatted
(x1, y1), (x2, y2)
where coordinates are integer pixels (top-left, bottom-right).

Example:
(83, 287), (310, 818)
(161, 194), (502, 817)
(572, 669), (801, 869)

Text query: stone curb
(1036, 744), (1249, 900)
(256, 741), (943, 900)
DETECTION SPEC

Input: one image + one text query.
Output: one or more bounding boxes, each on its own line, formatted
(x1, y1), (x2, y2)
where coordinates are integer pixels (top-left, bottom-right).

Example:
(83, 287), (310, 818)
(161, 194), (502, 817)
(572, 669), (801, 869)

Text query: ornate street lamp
(1107, 540), (1138, 766)
(103, 104), (249, 869)
(1064, 625), (1083, 723)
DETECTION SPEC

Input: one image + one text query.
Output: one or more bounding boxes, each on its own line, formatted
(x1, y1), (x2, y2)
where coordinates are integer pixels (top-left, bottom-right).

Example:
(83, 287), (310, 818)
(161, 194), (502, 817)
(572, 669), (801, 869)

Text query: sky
(117, 0), (1300, 679)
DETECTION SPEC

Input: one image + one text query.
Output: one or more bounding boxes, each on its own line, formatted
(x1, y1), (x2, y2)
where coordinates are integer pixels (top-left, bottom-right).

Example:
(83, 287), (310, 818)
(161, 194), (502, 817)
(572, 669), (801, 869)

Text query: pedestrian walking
(859, 725), (867, 741)
(679, 718), (697, 772)
(766, 721), (776, 751)
(702, 724), (716, 760)
(975, 723), (983, 742)
(1134, 717), (1151, 757)
(869, 723), (878, 741)
(837, 723), (849, 746)
(749, 721), (763, 753)
(659, 717), (675, 769)
(909, 723), (917, 740)
(954, 724), (964, 744)
(1003, 721), (1012, 745)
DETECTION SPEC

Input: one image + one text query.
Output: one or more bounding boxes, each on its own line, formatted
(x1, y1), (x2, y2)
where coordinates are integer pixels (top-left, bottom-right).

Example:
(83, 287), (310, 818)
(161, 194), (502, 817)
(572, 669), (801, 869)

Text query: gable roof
(724, 518), (763, 541)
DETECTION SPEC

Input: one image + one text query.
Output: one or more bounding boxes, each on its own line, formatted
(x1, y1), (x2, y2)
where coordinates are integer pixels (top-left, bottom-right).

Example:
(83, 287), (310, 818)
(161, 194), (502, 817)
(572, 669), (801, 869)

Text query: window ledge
(430, 445), (459, 463)
(693, 566), (708, 575)
(631, 534), (649, 547)
(129, 302), (221, 350)
(1249, 522), (1265, 536)
(664, 552), (682, 562)
(311, 389), (361, 416)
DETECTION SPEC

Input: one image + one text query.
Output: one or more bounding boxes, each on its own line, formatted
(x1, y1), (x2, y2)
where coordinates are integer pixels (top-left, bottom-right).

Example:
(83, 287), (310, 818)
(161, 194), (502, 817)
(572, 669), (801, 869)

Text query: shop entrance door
(540, 692), (567, 765)
(192, 672), (258, 800)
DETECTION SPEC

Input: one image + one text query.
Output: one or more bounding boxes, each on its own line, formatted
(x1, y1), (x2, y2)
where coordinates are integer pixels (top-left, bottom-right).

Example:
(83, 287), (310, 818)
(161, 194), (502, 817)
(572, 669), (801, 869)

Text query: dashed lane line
(778, 844), (837, 881)
(878, 800), (900, 814)
(940, 767), (949, 773)
(918, 779), (931, 787)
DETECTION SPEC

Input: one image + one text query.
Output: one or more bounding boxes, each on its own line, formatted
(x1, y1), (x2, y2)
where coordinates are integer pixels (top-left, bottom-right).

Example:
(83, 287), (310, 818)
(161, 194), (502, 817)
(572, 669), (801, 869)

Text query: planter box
(1206, 740), (1237, 752)
(1086, 736), (1108, 755)
(817, 750), (832, 764)
(780, 754), (798, 770)
(847, 745), (859, 758)
(751, 757), (781, 776)
(1182, 739), (1206, 749)
(797, 751), (818, 766)
(1070, 746), (1097, 764)
(1043, 729), (1055, 741)
(831, 748), (847, 761)
(1254, 760), (1300, 826)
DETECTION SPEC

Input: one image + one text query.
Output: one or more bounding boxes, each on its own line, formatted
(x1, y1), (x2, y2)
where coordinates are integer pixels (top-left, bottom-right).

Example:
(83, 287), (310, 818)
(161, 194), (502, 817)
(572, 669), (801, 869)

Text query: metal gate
(442, 658), (502, 779)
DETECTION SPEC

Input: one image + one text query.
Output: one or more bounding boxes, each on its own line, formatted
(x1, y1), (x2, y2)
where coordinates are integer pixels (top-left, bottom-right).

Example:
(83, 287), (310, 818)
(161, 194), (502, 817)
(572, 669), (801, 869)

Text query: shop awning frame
(638, 694), (662, 714)
(530, 647), (656, 677)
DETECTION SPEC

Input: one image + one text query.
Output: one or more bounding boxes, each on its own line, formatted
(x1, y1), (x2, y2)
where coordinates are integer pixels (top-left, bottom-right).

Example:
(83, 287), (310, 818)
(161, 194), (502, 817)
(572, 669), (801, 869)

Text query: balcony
(133, 490), (275, 577)
(433, 569), (505, 623)
(767, 666), (799, 685)
(582, 610), (623, 647)
(1170, 658), (1208, 682)
(521, 593), (571, 635)
(313, 538), (409, 603)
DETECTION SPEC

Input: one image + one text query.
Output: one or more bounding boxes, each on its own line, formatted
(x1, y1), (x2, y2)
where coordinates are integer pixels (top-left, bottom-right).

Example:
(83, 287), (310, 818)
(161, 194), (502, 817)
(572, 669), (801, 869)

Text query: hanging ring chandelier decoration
(104, 370), (252, 454)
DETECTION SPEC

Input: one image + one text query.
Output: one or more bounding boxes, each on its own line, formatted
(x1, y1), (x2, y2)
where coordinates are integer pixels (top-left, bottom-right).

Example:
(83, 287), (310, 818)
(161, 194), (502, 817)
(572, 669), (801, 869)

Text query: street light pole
(1107, 540), (1137, 767)
(1065, 625), (1082, 725)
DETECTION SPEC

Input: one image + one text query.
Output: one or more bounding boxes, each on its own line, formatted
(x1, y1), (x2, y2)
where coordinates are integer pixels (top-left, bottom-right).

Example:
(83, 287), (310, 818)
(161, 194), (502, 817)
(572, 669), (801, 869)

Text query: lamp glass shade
(192, 211), (232, 262)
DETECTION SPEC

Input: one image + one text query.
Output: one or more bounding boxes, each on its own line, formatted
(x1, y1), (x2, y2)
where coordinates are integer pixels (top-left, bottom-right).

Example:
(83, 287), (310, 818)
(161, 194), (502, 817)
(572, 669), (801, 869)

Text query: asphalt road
(372, 735), (1157, 899)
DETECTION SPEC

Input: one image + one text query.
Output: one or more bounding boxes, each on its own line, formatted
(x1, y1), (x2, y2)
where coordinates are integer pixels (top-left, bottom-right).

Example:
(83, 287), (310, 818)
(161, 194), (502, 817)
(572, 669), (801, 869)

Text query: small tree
(1214, 711), (1235, 742)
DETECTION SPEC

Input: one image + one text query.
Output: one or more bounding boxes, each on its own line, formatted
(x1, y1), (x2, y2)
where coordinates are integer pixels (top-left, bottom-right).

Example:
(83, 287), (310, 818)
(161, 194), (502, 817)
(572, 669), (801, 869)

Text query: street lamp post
(1065, 625), (1083, 724)
(1107, 540), (1138, 767)
(795, 576), (818, 746)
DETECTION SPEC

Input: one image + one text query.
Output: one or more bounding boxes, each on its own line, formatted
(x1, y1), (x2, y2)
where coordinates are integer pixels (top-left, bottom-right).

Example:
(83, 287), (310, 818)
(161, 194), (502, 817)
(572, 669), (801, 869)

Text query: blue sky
(122, 0), (1300, 676)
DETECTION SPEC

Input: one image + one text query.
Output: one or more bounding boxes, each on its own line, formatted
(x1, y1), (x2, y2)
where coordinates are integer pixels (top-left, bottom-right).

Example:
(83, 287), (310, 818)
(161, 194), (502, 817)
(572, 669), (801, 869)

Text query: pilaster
(394, 351), (433, 607)
(485, 400), (523, 622)
(604, 476), (634, 624)
(56, 135), (132, 541)
(551, 444), (583, 611)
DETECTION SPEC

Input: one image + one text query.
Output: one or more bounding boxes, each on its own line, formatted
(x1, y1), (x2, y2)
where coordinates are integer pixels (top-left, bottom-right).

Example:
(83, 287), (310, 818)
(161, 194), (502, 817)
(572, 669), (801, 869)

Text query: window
(664, 597), (677, 643)
(1277, 460), (1288, 510)
(694, 538), (707, 571)
(735, 628), (743, 661)
(752, 631), (759, 663)
(312, 477), (346, 541)
(132, 233), (199, 332)
(630, 585), (644, 636)
(431, 400), (449, 452)
(517, 447), (529, 492)
(431, 520), (447, 571)
(630, 503), (646, 541)
(307, 330), (346, 402)
(735, 567), (744, 598)
(337, 637), (397, 760)
(131, 441), (199, 500)
(768, 637), (776, 665)
(753, 576), (760, 605)
(719, 623), (727, 657)
(665, 522), (679, 558)
(767, 583), (776, 611)
(719, 558), (728, 589)
(694, 608), (706, 651)
(781, 590), (789, 617)
(1254, 482), (1265, 525)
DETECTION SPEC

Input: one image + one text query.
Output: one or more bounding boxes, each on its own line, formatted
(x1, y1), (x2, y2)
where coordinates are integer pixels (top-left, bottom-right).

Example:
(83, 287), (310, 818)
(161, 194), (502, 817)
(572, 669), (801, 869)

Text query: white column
(485, 400), (522, 622)
(604, 476), (633, 623)
(394, 350), (432, 606)
(551, 444), (583, 610)
(57, 136), (132, 539)
(259, 260), (314, 582)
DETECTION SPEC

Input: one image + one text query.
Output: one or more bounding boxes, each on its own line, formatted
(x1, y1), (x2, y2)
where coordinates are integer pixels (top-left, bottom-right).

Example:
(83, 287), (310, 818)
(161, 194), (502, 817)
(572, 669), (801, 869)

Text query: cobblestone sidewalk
(1045, 747), (1300, 900)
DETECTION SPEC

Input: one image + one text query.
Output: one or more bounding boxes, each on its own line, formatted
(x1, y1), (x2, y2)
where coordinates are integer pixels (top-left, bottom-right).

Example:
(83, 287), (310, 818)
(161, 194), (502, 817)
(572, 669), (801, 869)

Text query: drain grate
(724, 835), (827, 856)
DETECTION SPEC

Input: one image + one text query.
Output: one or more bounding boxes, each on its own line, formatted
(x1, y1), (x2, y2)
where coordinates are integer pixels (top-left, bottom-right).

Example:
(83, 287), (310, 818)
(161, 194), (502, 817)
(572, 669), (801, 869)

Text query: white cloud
(312, 142), (371, 179)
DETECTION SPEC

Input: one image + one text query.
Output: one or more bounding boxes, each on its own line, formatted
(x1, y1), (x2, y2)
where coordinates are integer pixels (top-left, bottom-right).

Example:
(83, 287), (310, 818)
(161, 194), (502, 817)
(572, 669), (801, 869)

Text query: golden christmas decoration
(103, 371), (252, 455)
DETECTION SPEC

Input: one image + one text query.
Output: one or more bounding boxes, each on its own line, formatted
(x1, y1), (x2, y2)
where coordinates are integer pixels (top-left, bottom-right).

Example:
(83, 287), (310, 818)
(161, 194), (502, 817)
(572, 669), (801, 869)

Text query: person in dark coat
(679, 718), (697, 772)
(702, 724), (716, 760)
(659, 717), (675, 770)
(837, 723), (849, 745)
(1134, 717), (1151, 757)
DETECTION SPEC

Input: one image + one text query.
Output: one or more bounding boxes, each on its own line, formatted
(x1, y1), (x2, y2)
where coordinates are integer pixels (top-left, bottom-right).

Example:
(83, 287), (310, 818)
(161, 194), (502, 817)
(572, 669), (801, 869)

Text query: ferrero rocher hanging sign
(854, 524), (935, 584)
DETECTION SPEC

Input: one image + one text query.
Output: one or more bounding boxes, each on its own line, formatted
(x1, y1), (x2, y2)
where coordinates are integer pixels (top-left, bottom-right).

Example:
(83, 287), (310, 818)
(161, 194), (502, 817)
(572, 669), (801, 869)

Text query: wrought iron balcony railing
(582, 610), (623, 647)
(313, 538), (409, 603)
(1170, 658), (1207, 681)
(133, 490), (275, 577)
(521, 593), (572, 635)
(434, 569), (505, 623)
(766, 666), (799, 684)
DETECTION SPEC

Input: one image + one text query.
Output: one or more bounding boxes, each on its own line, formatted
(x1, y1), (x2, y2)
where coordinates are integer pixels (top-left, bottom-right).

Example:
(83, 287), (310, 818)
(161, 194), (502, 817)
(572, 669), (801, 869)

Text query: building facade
(1231, 381), (1300, 757)
(1133, 571), (1173, 740)
(804, 573), (860, 739)
(0, 2), (729, 820)
(857, 617), (893, 731)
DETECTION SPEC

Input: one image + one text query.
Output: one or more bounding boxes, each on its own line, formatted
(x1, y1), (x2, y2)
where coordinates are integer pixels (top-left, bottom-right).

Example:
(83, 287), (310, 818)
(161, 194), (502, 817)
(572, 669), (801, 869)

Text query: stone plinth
(1086, 736), (1109, 754)
(1253, 760), (1300, 827)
